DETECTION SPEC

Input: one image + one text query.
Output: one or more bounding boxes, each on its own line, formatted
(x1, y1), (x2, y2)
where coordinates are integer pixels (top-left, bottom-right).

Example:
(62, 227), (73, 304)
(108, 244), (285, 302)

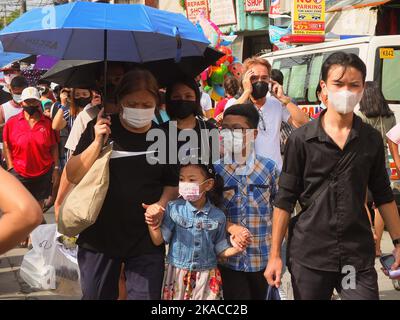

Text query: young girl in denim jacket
(145, 162), (244, 300)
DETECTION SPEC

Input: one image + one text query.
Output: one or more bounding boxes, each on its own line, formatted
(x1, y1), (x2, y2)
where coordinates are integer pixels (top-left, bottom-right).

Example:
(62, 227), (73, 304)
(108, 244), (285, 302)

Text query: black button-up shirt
(274, 110), (394, 272)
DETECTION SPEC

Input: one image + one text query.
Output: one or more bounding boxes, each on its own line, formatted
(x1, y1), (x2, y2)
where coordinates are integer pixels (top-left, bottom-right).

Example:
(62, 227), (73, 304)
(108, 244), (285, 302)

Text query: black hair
(10, 76), (29, 89)
(321, 52), (366, 83)
(165, 77), (203, 118)
(37, 79), (51, 87)
(180, 163), (224, 209)
(315, 83), (322, 103)
(271, 69), (284, 86)
(223, 103), (260, 129)
(359, 81), (394, 118)
(159, 90), (166, 106)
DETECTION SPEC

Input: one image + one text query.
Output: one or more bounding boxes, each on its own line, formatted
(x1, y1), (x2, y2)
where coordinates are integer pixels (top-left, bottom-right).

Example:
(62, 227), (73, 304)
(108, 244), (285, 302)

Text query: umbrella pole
(103, 29), (108, 111)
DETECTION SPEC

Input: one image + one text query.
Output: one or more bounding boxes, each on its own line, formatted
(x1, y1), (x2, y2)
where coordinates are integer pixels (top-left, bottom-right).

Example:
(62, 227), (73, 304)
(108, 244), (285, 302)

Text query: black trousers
(78, 247), (164, 300)
(289, 260), (379, 300)
(218, 265), (267, 300)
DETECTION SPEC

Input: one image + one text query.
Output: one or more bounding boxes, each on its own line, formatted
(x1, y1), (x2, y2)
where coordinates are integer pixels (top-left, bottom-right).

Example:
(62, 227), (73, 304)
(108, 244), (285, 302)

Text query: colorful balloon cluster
(201, 46), (243, 102)
(196, 11), (244, 102)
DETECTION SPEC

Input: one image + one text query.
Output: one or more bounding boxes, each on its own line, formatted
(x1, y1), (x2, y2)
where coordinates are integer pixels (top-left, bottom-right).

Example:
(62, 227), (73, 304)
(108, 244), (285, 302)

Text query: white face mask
(327, 88), (363, 115)
(220, 130), (244, 156)
(4, 74), (17, 85)
(179, 180), (209, 202)
(12, 94), (22, 103)
(121, 106), (155, 129)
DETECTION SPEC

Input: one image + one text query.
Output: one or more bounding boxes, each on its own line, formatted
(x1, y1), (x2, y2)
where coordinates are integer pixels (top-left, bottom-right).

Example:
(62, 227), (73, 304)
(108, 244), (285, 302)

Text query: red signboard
(245, 0), (266, 12)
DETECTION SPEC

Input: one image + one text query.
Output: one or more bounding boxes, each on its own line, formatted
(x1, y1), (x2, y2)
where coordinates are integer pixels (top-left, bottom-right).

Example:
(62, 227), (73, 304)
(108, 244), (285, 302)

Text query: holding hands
(230, 224), (253, 251)
(143, 203), (165, 230)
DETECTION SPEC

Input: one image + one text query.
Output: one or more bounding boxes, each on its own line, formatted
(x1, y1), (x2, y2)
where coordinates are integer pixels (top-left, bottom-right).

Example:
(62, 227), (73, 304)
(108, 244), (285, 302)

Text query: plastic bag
(266, 285), (288, 301)
(19, 224), (81, 295)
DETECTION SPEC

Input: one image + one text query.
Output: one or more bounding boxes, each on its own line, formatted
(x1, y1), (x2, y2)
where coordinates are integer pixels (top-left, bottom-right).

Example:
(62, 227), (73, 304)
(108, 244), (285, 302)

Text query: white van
(261, 35), (400, 121)
(261, 36), (400, 182)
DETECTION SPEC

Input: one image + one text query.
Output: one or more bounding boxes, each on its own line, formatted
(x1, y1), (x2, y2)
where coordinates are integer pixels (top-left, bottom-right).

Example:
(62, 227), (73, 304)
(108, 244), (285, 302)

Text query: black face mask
(252, 81), (269, 100)
(167, 100), (198, 120)
(74, 97), (92, 108)
(23, 106), (39, 116)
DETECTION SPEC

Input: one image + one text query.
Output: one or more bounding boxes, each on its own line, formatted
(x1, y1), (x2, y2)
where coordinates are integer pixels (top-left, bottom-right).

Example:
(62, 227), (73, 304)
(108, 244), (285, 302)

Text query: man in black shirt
(265, 52), (400, 300)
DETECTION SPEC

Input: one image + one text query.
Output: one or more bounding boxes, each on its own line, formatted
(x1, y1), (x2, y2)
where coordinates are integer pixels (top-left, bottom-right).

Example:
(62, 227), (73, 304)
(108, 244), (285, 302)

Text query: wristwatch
(393, 238), (400, 246)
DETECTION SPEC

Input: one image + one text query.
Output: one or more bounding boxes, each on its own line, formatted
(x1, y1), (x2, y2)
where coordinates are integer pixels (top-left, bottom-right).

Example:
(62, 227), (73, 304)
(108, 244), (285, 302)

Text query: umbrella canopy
(0, 2), (210, 62)
(42, 47), (224, 88)
(0, 42), (29, 68)
(34, 55), (59, 70)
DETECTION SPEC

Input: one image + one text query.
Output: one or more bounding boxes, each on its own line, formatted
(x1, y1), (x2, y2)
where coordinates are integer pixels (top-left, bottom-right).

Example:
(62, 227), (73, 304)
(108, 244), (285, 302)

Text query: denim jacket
(161, 198), (231, 271)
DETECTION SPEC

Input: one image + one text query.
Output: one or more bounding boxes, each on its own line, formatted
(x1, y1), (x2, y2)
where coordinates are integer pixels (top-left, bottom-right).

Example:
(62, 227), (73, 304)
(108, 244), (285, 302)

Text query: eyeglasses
(219, 127), (250, 134)
(257, 108), (267, 132)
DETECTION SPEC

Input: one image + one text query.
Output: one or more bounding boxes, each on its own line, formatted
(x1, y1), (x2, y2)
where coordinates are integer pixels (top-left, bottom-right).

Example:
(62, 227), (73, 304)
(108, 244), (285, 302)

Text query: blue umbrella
(0, 2), (209, 63)
(0, 42), (29, 68)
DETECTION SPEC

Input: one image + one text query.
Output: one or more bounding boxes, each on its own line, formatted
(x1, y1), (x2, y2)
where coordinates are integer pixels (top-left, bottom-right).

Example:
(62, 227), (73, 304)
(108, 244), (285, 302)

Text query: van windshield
(380, 47), (400, 104)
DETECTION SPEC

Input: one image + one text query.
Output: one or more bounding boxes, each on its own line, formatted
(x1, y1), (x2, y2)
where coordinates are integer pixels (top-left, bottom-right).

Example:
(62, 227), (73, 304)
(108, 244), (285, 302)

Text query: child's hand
(230, 225), (252, 250)
(143, 203), (165, 228)
(230, 235), (246, 252)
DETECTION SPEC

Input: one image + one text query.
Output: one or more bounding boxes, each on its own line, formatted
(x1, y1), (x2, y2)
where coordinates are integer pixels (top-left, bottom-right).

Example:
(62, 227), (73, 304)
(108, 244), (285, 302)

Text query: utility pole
(3, 4), (6, 27)
(20, 0), (27, 15)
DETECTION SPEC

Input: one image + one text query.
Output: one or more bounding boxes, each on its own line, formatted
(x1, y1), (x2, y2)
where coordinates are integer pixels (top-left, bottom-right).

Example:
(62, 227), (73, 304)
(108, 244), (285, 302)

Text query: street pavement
(0, 207), (399, 300)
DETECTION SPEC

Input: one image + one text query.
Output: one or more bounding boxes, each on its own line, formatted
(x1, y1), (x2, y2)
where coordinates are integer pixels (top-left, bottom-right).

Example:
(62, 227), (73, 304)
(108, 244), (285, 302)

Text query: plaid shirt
(214, 153), (280, 272)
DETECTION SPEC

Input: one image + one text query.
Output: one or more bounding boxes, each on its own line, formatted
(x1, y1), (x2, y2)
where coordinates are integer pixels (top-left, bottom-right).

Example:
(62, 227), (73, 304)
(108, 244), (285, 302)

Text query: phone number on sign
(151, 304), (248, 317)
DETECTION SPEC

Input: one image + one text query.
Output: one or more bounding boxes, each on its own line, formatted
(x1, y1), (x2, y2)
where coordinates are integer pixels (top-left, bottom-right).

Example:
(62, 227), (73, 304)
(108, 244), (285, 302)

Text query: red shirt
(3, 112), (57, 178)
(214, 97), (229, 118)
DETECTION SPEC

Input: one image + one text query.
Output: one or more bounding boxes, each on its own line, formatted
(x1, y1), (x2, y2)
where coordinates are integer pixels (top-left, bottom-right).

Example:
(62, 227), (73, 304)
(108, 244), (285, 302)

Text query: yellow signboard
(380, 48), (395, 59)
(293, 0), (325, 35)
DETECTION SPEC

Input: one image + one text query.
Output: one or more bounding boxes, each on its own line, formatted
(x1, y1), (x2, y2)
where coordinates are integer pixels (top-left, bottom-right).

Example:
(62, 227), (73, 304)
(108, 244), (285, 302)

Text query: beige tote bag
(58, 144), (112, 237)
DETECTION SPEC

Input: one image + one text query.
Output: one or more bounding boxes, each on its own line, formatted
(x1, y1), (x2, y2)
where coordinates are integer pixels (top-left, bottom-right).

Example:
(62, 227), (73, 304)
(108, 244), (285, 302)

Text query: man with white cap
(2, 87), (59, 235)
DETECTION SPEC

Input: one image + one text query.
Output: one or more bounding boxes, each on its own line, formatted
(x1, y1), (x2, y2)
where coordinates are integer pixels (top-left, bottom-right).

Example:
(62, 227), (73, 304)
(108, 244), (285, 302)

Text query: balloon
(210, 64), (228, 84)
(196, 12), (223, 48)
(200, 70), (208, 81)
(210, 89), (223, 102)
(213, 83), (225, 97)
(216, 46), (233, 66)
(204, 85), (212, 93)
(229, 62), (244, 81)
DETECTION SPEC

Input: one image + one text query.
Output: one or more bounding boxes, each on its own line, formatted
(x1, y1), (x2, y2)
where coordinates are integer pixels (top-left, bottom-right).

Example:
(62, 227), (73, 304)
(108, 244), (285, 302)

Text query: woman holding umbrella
(66, 69), (179, 300)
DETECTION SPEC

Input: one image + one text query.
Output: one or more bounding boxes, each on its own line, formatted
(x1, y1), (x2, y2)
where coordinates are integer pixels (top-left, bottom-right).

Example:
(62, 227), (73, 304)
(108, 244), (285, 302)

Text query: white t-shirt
(200, 91), (212, 112)
(255, 97), (290, 170)
(64, 104), (100, 152)
(224, 97), (237, 111)
(387, 123), (400, 145)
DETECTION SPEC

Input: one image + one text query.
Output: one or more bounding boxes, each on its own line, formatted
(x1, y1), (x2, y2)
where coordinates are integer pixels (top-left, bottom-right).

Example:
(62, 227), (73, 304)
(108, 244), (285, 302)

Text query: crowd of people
(0, 51), (400, 300)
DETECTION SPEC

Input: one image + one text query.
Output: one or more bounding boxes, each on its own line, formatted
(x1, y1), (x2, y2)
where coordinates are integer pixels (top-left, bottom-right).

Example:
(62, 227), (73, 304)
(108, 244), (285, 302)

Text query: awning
(326, 0), (393, 12)
(325, 6), (378, 35)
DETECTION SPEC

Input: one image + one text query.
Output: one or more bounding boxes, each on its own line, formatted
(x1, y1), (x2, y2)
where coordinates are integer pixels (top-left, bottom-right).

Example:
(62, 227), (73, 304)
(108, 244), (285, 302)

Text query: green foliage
(0, 9), (21, 29)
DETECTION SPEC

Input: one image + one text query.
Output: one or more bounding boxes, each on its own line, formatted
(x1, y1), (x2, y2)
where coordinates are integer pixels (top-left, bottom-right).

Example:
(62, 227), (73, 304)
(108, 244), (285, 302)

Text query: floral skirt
(162, 264), (223, 300)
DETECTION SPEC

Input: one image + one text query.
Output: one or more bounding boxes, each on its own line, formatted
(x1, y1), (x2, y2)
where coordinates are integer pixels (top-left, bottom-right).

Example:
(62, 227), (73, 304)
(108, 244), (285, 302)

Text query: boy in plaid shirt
(215, 103), (280, 300)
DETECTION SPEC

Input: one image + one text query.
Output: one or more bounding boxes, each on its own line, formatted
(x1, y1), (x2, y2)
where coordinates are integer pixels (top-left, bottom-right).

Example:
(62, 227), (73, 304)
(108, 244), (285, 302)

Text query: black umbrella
(41, 47), (225, 88)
